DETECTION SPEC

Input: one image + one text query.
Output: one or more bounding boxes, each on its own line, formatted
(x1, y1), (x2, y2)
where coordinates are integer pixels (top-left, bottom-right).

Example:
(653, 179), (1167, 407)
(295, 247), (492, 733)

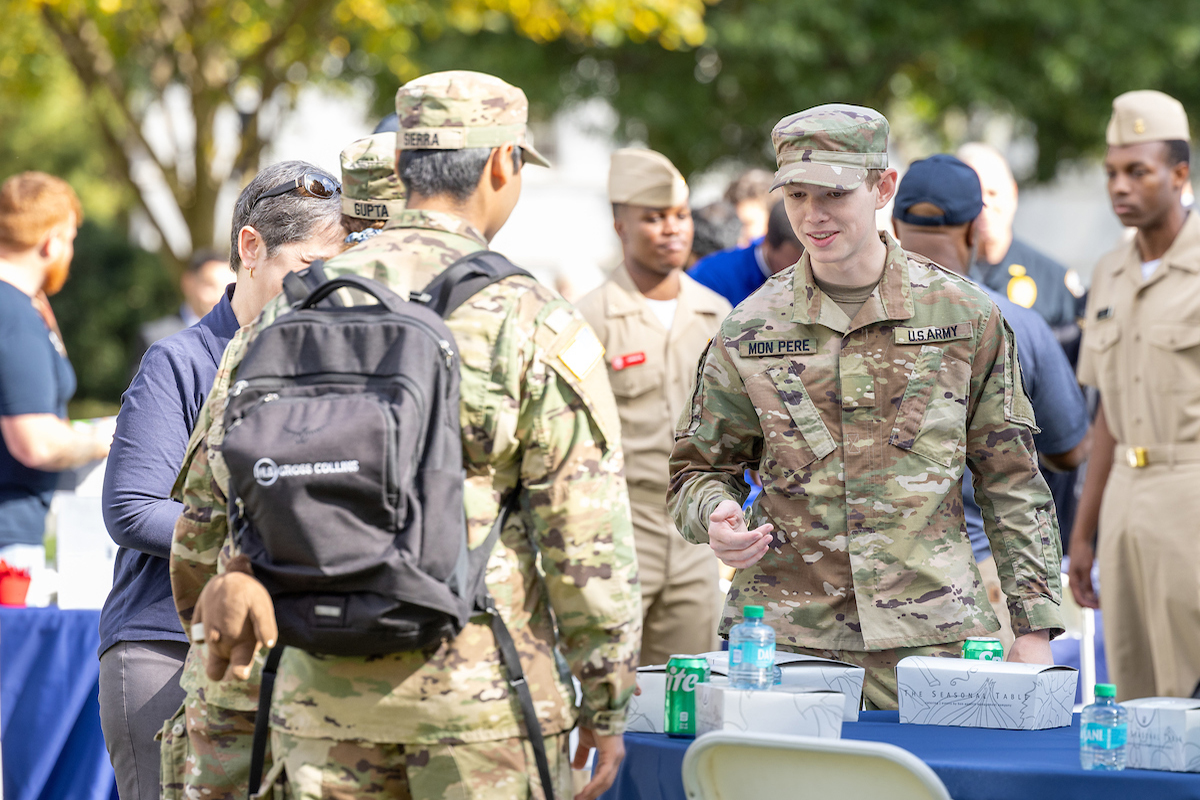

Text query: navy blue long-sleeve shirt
(98, 286), (238, 656)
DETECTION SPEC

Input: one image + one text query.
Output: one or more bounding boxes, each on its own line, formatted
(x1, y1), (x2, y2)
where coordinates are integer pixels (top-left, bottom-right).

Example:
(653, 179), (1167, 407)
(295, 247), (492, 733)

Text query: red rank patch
(611, 352), (646, 371)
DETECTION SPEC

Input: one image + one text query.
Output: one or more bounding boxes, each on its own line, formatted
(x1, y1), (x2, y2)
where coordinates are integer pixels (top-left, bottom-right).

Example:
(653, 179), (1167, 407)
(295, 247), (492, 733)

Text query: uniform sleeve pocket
(890, 345), (971, 468)
(744, 365), (836, 472)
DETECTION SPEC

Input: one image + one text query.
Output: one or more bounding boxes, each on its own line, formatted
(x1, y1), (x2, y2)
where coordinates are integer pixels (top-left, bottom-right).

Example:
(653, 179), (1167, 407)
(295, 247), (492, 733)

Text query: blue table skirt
(602, 711), (1200, 800)
(1, 608), (117, 800)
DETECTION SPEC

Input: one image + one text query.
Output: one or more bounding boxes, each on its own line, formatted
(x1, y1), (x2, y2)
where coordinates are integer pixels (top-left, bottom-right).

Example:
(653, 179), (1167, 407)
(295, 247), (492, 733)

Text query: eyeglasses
(252, 173), (341, 208)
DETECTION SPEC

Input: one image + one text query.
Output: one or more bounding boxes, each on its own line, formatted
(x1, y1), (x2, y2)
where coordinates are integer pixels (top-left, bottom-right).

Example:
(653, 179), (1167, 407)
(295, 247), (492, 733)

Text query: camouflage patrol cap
(770, 104), (889, 191)
(340, 133), (405, 221)
(394, 70), (550, 167)
(1107, 90), (1190, 146)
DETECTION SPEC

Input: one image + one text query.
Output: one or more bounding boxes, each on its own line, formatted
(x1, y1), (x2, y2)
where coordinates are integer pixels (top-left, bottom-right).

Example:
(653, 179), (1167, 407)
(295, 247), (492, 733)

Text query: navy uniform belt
(1116, 443), (1200, 468)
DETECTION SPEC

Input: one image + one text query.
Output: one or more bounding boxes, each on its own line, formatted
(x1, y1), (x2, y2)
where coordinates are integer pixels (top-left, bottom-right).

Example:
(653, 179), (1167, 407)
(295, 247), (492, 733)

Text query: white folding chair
(682, 731), (951, 800)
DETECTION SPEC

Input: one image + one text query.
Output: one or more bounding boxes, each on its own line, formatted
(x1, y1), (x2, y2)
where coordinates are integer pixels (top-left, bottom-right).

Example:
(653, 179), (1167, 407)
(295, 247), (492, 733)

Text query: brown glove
(192, 561), (278, 682)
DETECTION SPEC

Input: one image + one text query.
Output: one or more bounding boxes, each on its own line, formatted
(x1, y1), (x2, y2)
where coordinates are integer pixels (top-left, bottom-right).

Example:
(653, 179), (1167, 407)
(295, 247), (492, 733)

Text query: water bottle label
(732, 641), (773, 669)
(1082, 722), (1127, 750)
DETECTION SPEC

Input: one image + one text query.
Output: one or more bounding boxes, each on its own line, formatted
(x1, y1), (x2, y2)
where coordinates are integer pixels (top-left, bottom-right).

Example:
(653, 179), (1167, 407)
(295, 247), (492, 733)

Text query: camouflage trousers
(261, 730), (573, 800)
(159, 693), (270, 800)
(782, 642), (964, 710)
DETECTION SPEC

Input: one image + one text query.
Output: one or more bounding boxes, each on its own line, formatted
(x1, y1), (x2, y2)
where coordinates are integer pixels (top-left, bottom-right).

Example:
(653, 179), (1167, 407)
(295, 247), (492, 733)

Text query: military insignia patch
(559, 326), (605, 380)
(894, 323), (973, 344)
(738, 338), (815, 357)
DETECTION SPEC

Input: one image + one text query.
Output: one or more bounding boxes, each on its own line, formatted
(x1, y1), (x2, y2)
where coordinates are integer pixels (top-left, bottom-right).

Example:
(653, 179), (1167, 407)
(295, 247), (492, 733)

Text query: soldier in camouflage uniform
(339, 132), (406, 243)
(668, 104), (1065, 709)
(171, 70), (641, 800)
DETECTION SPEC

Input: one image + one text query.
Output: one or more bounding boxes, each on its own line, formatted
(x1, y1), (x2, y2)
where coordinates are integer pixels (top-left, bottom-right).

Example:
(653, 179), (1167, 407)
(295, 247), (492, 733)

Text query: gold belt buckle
(1127, 446), (1149, 468)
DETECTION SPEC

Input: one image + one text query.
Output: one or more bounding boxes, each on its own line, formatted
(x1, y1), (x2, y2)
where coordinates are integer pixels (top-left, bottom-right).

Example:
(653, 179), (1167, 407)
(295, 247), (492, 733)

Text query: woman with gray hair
(98, 160), (344, 800)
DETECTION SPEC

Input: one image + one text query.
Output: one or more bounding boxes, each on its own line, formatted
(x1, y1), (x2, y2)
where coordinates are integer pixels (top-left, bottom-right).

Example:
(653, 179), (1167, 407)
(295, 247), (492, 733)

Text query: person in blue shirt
(0, 173), (111, 572)
(892, 154), (1091, 654)
(687, 199), (804, 306)
(98, 160), (346, 800)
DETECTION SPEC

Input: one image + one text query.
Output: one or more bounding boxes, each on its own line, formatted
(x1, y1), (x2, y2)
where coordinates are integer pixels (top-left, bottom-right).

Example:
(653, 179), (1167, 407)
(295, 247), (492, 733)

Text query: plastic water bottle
(1080, 683), (1128, 770)
(728, 605), (775, 690)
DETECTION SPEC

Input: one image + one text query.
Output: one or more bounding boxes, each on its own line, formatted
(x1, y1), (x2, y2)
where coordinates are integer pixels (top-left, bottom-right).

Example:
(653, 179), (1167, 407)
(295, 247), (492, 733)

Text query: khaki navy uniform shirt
(576, 266), (731, 494)
(1078, 211), (1200, 451)
(669, 231), (1064, 651)
(170, 209), (642, 744)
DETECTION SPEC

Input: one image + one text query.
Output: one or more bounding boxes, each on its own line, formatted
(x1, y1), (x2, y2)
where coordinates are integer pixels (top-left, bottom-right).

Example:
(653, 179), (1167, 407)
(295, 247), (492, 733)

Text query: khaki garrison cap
(340, 133), (406, 221)
(608, 148), (688, 208)
(1107, 90), (1190, 146)
(394, 70), (549, 167)
(770, 104), (889, 191)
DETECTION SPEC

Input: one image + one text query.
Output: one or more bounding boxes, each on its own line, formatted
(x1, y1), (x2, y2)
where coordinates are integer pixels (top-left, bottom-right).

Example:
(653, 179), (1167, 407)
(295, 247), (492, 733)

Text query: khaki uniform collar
(791, 230), (915, 330)
(1111, 210), (1200, 278)
(604, 263), (724, 316)
(382, 208), (489, 248)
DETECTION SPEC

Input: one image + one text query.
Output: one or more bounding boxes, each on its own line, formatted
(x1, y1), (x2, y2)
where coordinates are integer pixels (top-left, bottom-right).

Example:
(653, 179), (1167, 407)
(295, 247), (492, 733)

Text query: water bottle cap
(743, 605), (764, 619)
(1095, 683), (1116, 697)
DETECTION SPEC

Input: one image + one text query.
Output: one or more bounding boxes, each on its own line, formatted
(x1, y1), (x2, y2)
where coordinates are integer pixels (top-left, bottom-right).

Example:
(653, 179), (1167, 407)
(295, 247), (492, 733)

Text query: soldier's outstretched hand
(707, 499), (774, 569)
(192, 568), (277, 682)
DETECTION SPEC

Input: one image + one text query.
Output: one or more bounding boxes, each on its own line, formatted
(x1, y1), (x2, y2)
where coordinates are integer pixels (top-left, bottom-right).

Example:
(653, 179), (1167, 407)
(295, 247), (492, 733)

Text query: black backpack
(221, 253), (558, 799)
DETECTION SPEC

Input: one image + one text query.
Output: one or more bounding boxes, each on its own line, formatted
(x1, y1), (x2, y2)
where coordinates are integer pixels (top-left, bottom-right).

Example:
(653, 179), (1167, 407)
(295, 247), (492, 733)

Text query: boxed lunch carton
(896, 656), (1077, 730)
(699, 651), (865, 721)
(1123, 697), (1200, 772)
(626, 664), (671, 734)
(696, 677), (845, 738)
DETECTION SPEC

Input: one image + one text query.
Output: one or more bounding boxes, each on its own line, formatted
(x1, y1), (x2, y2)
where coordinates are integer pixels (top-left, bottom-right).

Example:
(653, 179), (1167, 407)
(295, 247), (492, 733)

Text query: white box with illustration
(1122, 697), (1200, 772)
(896, 656), (1077, 730)
(696, 677), (845, 738)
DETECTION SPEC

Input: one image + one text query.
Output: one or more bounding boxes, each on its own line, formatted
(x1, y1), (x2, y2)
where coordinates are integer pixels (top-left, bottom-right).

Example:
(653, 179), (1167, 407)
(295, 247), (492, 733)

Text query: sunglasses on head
(252, 173), (341, 208)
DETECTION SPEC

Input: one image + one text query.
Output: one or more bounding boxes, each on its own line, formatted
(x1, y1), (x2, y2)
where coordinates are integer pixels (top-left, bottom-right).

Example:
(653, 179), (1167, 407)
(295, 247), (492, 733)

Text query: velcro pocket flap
(766, 365), (836, 461)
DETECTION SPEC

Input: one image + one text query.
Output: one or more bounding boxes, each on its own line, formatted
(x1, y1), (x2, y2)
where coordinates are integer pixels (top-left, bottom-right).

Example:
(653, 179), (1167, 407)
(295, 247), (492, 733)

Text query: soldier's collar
(382, 208), (489, 247)
(790, 231), (915, 326)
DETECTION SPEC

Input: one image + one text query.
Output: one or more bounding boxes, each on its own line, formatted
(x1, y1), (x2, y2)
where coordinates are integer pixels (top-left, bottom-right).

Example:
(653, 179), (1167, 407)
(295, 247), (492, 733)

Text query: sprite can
(962, 637), (1004, 661)
(665, 655), (710, 737)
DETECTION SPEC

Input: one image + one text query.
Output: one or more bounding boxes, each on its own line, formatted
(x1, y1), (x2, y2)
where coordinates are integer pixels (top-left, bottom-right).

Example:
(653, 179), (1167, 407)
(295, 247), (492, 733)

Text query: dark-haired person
(0, 172), (110, 572)
(171, 71), (640, 800)
(688, 199), (804, 307)
(132, 249), (233, 370)
(891, 154), (1091, 656)
(1069, 90), (1200, 701)
(99, 160), (344, 800)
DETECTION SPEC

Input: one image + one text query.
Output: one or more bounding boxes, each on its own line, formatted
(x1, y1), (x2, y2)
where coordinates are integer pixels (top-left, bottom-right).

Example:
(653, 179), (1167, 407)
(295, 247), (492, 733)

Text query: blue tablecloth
(1, 608), (117, 800)
(601, 711), (1200, 800)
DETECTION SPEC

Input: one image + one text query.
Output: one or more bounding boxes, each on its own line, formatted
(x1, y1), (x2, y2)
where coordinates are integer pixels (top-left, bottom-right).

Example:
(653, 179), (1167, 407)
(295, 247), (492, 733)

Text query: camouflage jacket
(170, 209), (642, 743)
(669, 232), (1064, 651)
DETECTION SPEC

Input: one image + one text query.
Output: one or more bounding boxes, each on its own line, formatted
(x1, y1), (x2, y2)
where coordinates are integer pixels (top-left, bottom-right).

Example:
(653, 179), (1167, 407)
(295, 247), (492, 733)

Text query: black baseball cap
(892, 154), (983, 226)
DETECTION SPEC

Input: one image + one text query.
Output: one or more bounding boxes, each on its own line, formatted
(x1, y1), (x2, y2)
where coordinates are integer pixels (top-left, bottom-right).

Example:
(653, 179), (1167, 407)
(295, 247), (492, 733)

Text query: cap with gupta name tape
(770, 103), (889, 191)
(1107, 90), (1190, 146)
(608, 148), (689, 208)
(394, 70), (549, 167)
(340, 133), (406, 221)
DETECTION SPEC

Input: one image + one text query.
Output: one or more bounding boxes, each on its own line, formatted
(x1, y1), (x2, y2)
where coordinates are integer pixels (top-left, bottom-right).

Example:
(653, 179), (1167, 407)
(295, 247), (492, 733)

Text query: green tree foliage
(408, 0), (1200, 179)
(2, 0), (708, 263)
(53, 221), (180, 410)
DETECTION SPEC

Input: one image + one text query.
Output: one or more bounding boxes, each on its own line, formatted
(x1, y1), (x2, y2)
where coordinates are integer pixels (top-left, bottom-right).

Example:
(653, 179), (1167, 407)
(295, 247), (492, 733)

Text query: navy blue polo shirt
(0, 280), (77, 547)
(687, 238), (768, 307)
(99, 285), (238, 654)
(964, 290), (1089, 563)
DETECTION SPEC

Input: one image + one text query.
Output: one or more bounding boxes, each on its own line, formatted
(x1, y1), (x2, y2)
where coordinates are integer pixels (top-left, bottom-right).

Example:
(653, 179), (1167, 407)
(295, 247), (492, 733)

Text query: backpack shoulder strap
(414, 250), (533, 319)
(281, 260), (344, 308)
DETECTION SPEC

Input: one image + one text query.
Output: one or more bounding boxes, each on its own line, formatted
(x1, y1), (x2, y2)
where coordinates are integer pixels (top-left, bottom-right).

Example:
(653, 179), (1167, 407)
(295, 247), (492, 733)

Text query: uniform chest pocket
(890, 346), (972, 468)
(1147, 323), (1200, 391)
(745, 365), (836, 473)
(608, 363), (662, 400)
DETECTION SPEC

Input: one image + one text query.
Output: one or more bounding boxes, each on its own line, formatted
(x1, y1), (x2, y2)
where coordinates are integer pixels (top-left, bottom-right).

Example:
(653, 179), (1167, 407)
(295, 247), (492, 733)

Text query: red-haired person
(0, 172), (110, 572)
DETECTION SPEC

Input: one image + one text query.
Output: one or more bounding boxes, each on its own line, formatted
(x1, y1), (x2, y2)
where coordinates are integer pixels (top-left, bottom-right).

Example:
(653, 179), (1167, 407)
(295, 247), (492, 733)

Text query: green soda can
(962, 637), (1005, 661)
(664, 655), (710, 737)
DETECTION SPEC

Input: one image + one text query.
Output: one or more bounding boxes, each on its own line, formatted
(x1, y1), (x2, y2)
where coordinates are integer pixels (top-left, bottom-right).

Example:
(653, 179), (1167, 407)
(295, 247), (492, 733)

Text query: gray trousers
(99, 640), (189, 800)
